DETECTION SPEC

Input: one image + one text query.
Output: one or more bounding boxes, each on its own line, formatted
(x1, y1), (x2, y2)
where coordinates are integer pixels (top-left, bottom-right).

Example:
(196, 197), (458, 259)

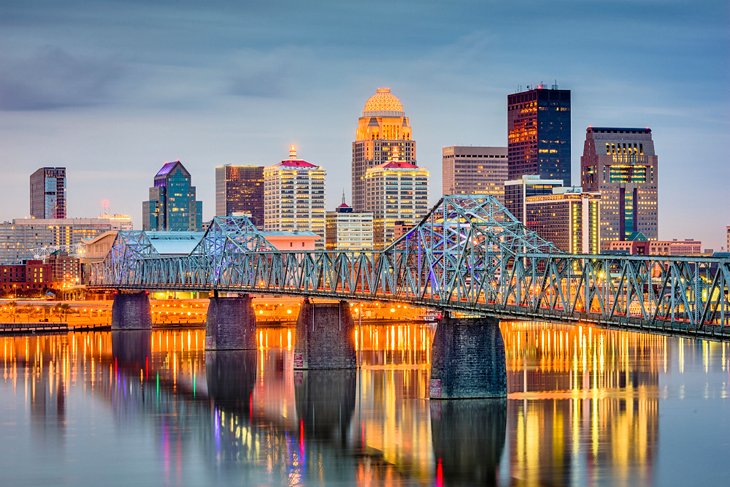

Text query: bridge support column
(294, 299), (356, 369)
(205, 294), (257, 350)
(429, 315), (507, 399)
(111, 291), (152, 330)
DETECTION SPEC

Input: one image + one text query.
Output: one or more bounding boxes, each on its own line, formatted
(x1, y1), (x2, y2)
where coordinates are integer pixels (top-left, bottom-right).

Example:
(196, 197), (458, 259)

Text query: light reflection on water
(0, 322), (728, 486)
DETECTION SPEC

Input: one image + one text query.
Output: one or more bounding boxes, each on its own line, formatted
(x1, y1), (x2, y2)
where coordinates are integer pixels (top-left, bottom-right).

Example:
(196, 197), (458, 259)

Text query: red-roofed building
(264, 147), (326, 249)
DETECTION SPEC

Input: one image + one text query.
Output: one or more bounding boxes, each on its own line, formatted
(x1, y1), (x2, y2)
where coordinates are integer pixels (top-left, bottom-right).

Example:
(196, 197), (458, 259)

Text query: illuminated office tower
(504, 175), (564, 224)
(364, 160), (429, 248)
(581, 127), (658, 249)
(325, 195), (373, 251)
(264, 147), (326, 248)
(30, 167), (66, 219)
(215, 165), (265, 227)
(352, 87), (416, 212)
(525, 187), (601, 254)
(442, 146), (508, 203)
(508, 85), (571, 185)
(143, 161), (203, 231)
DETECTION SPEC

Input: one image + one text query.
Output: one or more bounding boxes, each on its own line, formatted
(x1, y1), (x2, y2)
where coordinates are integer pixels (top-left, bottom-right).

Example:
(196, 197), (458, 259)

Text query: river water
(1, 322), (728, 486)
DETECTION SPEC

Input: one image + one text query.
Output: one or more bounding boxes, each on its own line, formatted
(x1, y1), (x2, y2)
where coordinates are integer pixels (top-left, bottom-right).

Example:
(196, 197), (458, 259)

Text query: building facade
(581, 127), (659, 249)
(0, 218), (124, 264)
(442, 146), (508, 203)
(508, 86), (571, 185)
(263, 148), (326, 248)
(608, 239), (702, 256)
(504, 175), (564, 224)
(143, 161), (203, 231)
(352, 88), (416, 212)
(45, 251), (82, 286)
(0, 260), (53, 296)
(727, 226), (729, 252)
(30, 167), (67, 219)
(325, 197), (373, 251)
(525, 188), (601, 254)
(364, 161), (429, 248)
(215, 165), (265, 227)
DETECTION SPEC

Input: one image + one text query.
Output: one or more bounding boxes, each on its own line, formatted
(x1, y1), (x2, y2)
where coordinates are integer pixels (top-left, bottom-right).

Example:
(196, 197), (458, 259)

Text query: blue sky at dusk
(0, 0), (728, 247)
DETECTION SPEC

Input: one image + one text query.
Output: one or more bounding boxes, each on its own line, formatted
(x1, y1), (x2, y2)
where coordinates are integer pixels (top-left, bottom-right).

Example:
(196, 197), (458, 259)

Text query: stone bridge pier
(205, 294), (257, 350)
(111, 291), (152, 330)
(294, 299), (356, 369)
(429, 314), (507, 399)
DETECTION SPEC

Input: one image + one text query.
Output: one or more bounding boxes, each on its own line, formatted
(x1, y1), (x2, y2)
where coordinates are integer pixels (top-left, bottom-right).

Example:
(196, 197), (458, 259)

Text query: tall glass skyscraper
(508, 85), (571, 185)
(30, 167), (66, 219)
(581, 127), (658, 249)
(143, 161), (203, 231)
(352, 88), (415, 212)
(215, 165), (264, 227)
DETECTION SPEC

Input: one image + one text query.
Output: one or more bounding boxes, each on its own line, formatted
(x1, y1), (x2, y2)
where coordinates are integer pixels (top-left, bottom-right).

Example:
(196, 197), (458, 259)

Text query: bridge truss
(90, 196), (730, 337)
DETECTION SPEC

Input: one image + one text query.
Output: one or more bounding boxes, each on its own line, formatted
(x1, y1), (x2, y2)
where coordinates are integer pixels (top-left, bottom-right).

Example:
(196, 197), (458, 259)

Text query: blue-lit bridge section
(90, 195), (730, 338)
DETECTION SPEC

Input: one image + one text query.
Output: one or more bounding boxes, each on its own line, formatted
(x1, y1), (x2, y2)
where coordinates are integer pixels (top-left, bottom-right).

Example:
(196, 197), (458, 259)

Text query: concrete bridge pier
(205, 294), (257, 350)
(294, 299), (356, 369)
(429, 314), (507, 399)
(111, 291), (152, 330)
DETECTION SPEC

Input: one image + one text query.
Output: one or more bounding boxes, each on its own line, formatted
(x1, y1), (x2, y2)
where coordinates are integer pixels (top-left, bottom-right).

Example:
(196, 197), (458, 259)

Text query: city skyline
(0, 1), (728, 248)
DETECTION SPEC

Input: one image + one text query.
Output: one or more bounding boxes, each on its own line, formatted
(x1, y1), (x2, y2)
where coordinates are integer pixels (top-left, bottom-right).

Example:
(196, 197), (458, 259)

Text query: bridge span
(89, 195), (730, 397)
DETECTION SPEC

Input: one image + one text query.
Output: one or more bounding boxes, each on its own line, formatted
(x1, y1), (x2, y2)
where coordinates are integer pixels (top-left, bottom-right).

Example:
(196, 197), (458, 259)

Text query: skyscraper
(215, 165), (265, 226)
(364, 160), (429, 248)
(442, 146), (508, 203)
(142, 161), (203, 231)
(504, 175), (564, 224)
(30, 167), (66, 219)
(525, 187), (601, 254)
(325, 194), (373, 251)
(264, 147), (326, 248)
(581, 127), (658, 249)
(508, 85), (571, 185)
(352, 88), (415, 212)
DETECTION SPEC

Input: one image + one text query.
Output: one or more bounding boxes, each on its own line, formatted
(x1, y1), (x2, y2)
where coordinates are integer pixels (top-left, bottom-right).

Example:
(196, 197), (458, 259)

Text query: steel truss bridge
(90, 195), (730, 338)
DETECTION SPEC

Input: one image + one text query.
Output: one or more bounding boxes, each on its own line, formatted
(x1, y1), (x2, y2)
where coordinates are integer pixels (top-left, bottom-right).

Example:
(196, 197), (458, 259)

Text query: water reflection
(430, 399), (506, 486)
(0, 322), (728, 486)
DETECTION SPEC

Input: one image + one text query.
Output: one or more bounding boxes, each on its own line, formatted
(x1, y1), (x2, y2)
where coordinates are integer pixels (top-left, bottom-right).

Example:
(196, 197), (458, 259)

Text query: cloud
(0, 46), (122, 111)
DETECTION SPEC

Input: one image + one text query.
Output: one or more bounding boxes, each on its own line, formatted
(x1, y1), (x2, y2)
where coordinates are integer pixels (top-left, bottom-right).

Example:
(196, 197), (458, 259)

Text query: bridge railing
(87, 196), (729, 334)
(89, 247), (730, 331)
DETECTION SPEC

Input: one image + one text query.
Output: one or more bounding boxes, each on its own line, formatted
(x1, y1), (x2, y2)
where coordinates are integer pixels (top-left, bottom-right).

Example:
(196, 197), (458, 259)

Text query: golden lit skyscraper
(364, 160), (429, 248)
(352, 88), (415, 212)
(264, 146), (326, 249)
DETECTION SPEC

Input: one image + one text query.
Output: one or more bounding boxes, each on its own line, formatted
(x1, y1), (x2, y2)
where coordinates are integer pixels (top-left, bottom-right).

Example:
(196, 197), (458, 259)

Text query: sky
(0, 0), (728, 248)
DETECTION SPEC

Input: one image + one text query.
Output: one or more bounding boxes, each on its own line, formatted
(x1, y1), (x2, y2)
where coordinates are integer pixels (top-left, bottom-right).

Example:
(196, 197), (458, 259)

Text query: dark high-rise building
(30, 167), (66, 219)
(352, 88), (416, 212)
(143, 161), (203, 231)
(581, 127), (658, 249)
(508, 85), (571, 185)
(215, 165), (265, 227)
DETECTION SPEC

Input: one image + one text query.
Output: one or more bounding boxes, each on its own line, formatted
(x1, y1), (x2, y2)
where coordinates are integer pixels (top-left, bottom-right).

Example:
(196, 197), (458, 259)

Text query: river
(1, 322), (728, 486)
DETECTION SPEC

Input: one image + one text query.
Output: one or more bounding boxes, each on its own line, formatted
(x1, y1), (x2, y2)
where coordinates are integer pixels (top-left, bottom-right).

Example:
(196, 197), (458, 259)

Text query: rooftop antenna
(552, 79), (558, 90)
(341, 189), (347, 206)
